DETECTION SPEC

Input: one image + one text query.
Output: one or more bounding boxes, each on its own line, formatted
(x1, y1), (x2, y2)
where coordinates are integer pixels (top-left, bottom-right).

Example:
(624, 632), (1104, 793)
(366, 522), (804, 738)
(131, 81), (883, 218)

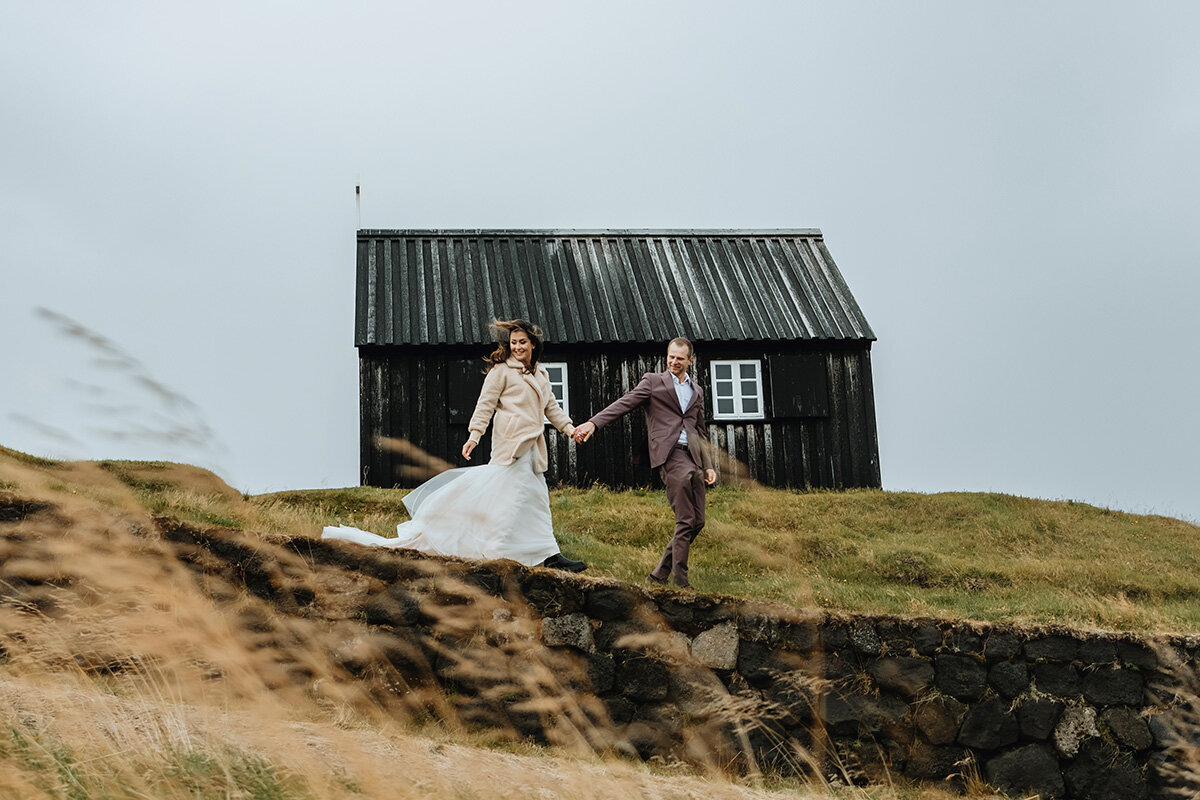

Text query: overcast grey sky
(2, 2), (1197, 521)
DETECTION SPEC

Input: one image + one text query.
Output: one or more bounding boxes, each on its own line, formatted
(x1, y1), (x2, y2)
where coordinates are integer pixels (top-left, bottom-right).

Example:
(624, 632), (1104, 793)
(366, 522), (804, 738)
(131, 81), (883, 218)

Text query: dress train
(322, 447), (559, 567)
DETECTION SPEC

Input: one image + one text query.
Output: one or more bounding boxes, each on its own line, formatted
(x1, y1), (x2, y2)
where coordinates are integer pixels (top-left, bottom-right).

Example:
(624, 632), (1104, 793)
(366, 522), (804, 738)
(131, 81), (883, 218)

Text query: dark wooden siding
(359, 342), (879, 490)
(689, 342), (880, 490)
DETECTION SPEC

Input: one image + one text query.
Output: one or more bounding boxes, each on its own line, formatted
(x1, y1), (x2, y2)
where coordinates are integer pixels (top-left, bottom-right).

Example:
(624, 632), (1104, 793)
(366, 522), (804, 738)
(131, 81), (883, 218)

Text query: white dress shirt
(672, 372), (694, 446)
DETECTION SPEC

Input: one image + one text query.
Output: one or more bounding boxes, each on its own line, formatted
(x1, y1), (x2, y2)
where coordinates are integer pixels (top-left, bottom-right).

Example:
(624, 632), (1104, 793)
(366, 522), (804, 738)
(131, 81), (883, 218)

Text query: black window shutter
(447, 359), (486, 423)
(767, 354), (829, 418)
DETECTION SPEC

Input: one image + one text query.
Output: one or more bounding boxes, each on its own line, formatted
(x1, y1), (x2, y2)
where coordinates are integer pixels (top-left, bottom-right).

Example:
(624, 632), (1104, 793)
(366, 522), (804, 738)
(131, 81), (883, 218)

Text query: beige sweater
(466, 357), (575, 474)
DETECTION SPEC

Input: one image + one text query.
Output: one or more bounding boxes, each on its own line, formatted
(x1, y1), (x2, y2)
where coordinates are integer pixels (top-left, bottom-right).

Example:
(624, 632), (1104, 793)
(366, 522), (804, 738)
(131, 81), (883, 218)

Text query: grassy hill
(3, 444), (1198, 800)
(48, 445), (1197, 636)
(258, 471), (1197, 636)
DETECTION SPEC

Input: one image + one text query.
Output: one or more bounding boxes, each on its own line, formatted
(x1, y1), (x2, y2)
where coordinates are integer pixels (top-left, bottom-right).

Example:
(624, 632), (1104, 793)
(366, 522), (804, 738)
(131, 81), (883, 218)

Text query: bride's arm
(464, 367), (505, 457)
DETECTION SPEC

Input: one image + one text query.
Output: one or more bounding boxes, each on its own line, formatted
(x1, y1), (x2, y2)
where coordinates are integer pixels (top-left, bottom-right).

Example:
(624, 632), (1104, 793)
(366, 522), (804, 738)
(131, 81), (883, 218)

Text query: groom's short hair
(667, 337), (694, 358)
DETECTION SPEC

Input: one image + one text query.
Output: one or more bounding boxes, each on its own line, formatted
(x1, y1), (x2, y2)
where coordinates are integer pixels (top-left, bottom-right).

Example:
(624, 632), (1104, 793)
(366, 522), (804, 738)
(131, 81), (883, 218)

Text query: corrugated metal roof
(355, 229), (875, 346)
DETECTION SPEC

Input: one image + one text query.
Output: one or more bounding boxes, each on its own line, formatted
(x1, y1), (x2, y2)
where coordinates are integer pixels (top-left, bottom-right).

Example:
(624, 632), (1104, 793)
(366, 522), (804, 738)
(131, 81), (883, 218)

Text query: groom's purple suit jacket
(588, 371), (715, 472)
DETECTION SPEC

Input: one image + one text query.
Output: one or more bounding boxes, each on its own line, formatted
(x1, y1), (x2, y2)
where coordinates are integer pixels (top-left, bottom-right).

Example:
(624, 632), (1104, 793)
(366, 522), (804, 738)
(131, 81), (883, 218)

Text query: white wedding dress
(321, 447), (560, 567)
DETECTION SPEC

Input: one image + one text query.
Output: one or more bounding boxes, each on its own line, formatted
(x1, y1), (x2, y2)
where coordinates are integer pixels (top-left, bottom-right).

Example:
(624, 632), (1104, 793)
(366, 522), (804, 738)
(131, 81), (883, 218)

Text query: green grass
(508, 484), (1200, 634)
(0, 445), (61, 469)
(258, 487), (412, 520)
(257, 479), (1200, 635)
(5, 445), (1200, 634)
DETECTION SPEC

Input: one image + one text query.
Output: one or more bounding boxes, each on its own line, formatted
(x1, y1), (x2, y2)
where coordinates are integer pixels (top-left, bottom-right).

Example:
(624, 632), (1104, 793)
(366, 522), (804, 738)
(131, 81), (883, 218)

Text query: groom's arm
(590, 373), (654, 430)
(573, 373), (654, 442)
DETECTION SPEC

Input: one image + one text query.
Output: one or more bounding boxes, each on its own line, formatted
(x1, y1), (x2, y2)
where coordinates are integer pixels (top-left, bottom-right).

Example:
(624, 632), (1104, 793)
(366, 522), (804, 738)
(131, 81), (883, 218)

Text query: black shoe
(646, 573), (667, 585)
(542, 553), (587, 573)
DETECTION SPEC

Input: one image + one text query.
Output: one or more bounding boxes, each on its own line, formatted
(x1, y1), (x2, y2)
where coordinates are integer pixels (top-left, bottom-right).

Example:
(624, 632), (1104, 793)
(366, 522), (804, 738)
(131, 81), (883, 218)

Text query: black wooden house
(355, 229), (880, 490)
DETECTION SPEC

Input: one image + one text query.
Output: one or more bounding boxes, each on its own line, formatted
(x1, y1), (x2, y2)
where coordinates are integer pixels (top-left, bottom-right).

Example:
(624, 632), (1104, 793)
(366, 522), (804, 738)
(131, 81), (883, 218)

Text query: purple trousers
(649, 444), (706, 587)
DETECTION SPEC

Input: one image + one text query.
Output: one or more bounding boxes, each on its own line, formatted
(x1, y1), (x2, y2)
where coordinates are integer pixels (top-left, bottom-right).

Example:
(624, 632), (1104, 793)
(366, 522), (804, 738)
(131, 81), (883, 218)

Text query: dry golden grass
(4, 444), (1195, 799)
(6, 445), (995, 800)
(3, 671), (891, 800)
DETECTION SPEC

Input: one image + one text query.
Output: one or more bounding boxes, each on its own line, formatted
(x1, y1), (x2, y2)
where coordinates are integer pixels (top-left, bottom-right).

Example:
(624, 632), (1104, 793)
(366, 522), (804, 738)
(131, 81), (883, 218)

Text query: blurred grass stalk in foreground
(1, 450), (935, 800)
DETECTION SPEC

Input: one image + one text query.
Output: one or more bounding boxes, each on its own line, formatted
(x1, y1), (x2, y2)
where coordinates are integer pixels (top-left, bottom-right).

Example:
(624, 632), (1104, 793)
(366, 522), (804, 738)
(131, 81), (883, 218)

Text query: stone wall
(510, 573), (1197, 800)
(164, 524), (1200, 800)
(7, 484), (1198, 800)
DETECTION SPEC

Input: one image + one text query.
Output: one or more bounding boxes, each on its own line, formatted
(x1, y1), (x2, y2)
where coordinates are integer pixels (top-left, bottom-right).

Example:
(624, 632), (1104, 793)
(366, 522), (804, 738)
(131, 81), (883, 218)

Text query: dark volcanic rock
(1083, 666), (1144, 707)
(870, 657), (935, 698)
(617, 655), (670, 702)
(1017, 697), (1064, 741)
(817, 692), (860, 737)
(935, 654), (987, 701)
(378, 629), (435, 679)
(594, 619), (652, 653)
(0, 497), (56, 523)
(945, 629), (983, 655)
(914, 695), (966, 746)
(1102, 707), (1153, 751)
(984, 631), (1022, 661)
(585, 652), (616, 693)
(584, 587), (639, 621)
(818, 691), (910, 741)
(737, 639), (780, 687)
(836, 738), (906, 784)
(604, 696), (636, 723)
(1033, 662), (1081, 698)
(737, 609), (789, 644)
(746, 724), (802, 775)
(1117, 640), (1159, 671)
(988, 660), (1030, 699)
(911, 623), (943, 655)
(985, 744), (1065, 799)
(1078, 638), (1117, 665)
(762, 678), (817, 727)
(821, 652), (856, 683)
(856, 692), (911, 740)
(687, 595), (736, 628)
(906, 741), (971, 780)
(633, 702), (684, 734)
(1025, 634), (1081, 662)
(822, 624), (850, 650)
(957, 698), (1019, 750)
(876, 619), (908, 655)
(463, 566), (505, 596)
(656, 596), (696, 629)
(1063, 741), (1149, 800)
(521, 572), (584, 614)
(787, 620), (821, 652)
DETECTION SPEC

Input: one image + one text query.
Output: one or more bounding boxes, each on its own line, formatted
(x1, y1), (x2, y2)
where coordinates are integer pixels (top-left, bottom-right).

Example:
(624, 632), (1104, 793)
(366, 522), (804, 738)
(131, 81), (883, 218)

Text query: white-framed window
(542, 362), (570, 420)
(711, 360), (764, 420)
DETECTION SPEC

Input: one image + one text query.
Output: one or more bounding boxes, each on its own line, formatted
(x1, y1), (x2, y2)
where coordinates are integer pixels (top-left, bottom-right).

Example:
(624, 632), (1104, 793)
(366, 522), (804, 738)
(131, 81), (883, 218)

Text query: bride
(323, 318), (586, 572)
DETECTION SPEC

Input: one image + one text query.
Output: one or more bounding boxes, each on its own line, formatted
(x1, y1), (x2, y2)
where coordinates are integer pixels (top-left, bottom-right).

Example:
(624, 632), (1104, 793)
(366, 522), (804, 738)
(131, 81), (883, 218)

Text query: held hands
(461, 440), (476, 460)
(572, 421), (595, 444)
(704, 469), (717, 486)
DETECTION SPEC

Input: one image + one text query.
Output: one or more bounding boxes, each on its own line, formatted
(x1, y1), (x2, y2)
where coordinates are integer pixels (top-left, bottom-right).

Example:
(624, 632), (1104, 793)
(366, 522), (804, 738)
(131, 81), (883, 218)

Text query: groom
(573, 337), (717, 589)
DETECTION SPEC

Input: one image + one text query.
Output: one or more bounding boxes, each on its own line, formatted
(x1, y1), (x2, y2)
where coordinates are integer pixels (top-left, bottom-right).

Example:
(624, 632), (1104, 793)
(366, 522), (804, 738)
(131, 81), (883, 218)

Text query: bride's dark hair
(483, 318), (544, 373)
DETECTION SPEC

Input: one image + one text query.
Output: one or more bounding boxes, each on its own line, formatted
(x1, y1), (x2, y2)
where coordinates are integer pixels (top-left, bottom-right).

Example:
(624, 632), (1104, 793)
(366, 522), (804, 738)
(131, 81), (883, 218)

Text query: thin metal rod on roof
(355, 175), (361, 230)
